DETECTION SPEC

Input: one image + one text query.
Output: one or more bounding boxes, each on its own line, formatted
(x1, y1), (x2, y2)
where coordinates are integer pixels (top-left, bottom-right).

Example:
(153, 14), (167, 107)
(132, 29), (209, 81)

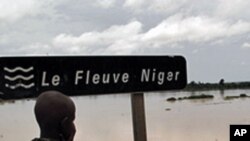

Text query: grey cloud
(52, 21), (143, 54)
(0, 0), (66, 22)
(48, 15), (250, 55)
(94, 0), (116, 8)
(0, 0), (250, 82)
(142, 15), (250, 45)
(242, 43), (250, 48)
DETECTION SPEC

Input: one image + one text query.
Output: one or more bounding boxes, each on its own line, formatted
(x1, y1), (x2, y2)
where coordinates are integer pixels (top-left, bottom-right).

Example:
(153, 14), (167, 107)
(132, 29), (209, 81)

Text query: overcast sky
(0, 0), (250, 83)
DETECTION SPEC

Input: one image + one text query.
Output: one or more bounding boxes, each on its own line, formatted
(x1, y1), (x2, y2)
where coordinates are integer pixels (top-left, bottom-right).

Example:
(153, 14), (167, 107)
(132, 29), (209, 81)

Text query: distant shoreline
(184, 81), (250, 91)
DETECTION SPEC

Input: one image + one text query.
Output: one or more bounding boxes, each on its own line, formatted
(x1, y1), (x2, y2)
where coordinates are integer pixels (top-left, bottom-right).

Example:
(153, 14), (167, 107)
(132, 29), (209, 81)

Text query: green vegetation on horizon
(185, 79), (250, 91)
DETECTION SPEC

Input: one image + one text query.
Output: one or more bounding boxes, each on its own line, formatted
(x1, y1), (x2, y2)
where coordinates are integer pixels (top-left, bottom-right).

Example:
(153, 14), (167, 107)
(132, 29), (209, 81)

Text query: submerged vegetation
(167, 93), (250, 102)
(166, 79), (250, 102)
(0, 99), (15, 105)
(224, 93), (250, 100)
(167, 94), (214, 102)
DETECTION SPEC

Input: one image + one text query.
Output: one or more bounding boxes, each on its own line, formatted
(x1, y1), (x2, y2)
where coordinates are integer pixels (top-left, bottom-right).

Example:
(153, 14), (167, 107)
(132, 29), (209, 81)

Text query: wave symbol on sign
(4, 67), (34, 73)
(4, 66), (35, 90)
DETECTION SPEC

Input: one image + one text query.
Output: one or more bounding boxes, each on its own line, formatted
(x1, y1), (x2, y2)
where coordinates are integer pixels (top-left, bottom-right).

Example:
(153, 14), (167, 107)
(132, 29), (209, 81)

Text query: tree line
(185, 79), (250, 91)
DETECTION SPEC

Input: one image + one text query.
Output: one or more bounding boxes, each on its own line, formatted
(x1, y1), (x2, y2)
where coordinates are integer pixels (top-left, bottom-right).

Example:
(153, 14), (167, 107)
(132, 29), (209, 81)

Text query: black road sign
(0, 56), (187, 99)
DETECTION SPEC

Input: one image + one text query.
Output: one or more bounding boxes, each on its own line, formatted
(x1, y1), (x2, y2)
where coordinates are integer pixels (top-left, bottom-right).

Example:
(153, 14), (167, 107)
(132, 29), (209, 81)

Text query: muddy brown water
(1, 89), (250, 141)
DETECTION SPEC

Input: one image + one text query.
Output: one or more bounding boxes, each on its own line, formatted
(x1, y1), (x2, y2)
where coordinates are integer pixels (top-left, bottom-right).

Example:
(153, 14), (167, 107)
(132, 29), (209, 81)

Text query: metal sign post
(131, 93), (147, 141)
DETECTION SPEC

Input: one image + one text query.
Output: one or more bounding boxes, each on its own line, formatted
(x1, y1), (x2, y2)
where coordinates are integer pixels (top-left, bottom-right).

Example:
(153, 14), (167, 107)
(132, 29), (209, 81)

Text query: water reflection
(0, 90), (250, 141)
(219, 88), (225, 96)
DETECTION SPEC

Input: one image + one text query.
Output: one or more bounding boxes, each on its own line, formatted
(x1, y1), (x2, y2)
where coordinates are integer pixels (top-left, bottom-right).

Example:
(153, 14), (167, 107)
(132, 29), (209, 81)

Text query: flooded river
(1, 89), (250, 141)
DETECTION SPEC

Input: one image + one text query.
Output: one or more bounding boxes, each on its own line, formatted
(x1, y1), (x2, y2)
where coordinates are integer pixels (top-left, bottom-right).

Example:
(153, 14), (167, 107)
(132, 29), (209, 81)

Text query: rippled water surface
(1, 89), (250, 141)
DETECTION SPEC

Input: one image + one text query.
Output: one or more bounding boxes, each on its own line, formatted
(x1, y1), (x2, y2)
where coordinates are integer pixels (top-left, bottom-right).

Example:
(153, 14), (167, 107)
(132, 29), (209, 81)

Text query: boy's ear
(60, 117), (76, 141)
(60, 117), (70, 138)
(61, 117), (69, 127)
